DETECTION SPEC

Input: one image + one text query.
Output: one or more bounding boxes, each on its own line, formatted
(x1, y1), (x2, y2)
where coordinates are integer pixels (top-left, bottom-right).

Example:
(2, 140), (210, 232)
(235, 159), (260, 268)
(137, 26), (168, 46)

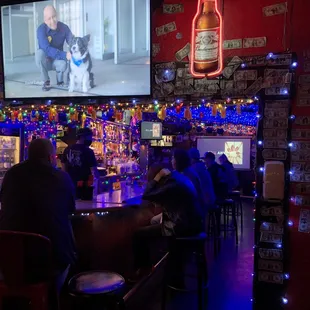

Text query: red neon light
(190, 0), (223, 78)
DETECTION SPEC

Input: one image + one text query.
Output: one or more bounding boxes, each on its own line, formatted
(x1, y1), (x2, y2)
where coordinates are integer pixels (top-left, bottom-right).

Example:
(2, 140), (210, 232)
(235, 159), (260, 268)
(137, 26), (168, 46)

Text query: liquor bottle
(191, 0), (222, 77)
(0, 151), (3, 169)
(10, 155), (14, 167)
(3, 152), (9, 169)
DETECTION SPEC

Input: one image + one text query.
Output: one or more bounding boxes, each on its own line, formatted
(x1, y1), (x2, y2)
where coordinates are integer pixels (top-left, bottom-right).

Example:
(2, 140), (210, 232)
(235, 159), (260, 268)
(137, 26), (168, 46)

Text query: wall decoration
(234, 70), (258, 81)
(152, 43), (160, 57)
(190, 0), (223, 78)
(298, 209), (310, 233)
(264, 108), (288, 118)
(262, 3), (287, 17)
(223, 39), (242, 50)
(265, 86), (290, 96)
(243, 37), (267, 48)
(244, 54), (292, 67)
(263, 139), (287, 149)
(294, 183), (310, 195)
(175, 43), (191, 61)
(262, 149), (287, 160)
(258, 272), (283, 284)
(252, 51), (295, 309)
(264, 69), (291, 88)
(259, 248), (283, 260)
(295, 116), (310, 125)
(292, 129), (310, 139)
(304, 62), (310, 72)
(297, 75), (310, 106)
(258, 259), (283, 272)
(155, 21), (177, 36)
(295, 196), (310, 206)
(222, 56), (242, 79)
(244, 77), (263, 96)
(162, 3), (184, 14)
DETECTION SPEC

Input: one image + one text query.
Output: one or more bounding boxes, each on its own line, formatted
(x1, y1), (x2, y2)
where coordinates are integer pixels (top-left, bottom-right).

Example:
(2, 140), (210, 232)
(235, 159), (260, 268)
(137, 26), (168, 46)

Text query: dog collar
(72, 56), (86, 67)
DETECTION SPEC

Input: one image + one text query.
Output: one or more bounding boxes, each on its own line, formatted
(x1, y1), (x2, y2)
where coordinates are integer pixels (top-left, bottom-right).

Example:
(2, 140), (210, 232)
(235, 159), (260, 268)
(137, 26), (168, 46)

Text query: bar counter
(75, 183), (144, 211)
(0, 183), (159, 280)
(71, 184), (160, 278)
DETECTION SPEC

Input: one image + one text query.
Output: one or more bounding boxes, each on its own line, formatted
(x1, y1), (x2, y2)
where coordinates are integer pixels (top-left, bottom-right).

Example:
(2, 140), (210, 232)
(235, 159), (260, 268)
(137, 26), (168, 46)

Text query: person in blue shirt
(188, 148), (216, 210)
(35, 5), (73, 91)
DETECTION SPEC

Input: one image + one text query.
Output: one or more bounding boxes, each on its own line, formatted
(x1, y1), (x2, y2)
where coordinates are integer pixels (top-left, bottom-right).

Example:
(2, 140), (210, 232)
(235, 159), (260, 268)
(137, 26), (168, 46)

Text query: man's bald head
(44, 5), (58, 30)
(28, 138), (56, 166)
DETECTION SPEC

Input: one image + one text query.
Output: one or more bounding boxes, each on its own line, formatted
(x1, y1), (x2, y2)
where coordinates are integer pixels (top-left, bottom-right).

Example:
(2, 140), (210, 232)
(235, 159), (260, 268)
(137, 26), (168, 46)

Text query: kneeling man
(36, 5), (73, 91)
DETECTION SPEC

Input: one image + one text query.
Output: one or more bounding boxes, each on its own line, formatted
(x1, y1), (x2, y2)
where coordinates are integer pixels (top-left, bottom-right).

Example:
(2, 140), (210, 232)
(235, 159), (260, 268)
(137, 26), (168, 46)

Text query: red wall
(153, 1), (310, 309)
(153, 0), (310, 64)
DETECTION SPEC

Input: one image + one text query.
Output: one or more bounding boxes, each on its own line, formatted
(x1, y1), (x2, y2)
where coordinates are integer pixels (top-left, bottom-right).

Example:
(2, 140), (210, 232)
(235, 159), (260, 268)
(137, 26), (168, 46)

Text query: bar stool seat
(218, 199), (238, 245)
(68, 271), (126, 309)
(228, 190), (243, 228)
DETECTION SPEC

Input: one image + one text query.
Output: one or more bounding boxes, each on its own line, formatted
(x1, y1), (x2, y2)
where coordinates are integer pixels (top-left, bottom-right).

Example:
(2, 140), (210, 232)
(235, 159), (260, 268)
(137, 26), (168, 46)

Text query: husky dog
(68, 34), (94, 93)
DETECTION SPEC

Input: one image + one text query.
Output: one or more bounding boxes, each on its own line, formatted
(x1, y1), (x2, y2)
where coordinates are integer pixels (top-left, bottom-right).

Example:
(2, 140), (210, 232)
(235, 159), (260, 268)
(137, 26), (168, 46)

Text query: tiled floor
(133, 198), (254, 310)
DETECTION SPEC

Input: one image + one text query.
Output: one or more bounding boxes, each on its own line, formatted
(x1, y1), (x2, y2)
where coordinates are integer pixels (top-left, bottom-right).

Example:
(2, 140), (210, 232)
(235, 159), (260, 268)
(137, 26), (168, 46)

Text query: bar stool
(228, 190), (243, 228)
(161, 233), (208, 310)
(68, 271), (126, 310)
(207, 207), (221, 257)
(218, 199), (238, 245)
(0, 231), (55, 310)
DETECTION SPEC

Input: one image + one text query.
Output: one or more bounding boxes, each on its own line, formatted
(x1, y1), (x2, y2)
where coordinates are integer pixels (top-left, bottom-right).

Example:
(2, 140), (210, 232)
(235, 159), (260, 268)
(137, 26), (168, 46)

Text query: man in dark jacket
(189, 148), (216, 210)
(0, 139), (76, 291)
(132, 164), (203, 280)
(204, 151), (228, 201)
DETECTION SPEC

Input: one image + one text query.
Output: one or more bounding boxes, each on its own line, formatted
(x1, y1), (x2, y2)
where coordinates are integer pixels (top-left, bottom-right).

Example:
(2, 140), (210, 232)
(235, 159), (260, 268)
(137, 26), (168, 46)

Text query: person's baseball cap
(188, 148), (201, 160)
(77, 127), (93, 138)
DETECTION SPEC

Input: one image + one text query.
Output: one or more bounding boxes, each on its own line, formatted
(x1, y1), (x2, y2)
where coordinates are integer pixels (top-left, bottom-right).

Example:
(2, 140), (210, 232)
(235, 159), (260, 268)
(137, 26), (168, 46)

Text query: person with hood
(218, 153), (239, 191)
(204, 151), (229, 201)
(188, 148), (216, 210)
(132, 163), (203, 281)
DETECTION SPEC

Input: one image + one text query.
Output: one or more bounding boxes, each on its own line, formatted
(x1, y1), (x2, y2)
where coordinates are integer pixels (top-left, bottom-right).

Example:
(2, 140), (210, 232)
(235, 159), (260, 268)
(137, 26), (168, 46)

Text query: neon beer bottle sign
(190, 0), (223, 78)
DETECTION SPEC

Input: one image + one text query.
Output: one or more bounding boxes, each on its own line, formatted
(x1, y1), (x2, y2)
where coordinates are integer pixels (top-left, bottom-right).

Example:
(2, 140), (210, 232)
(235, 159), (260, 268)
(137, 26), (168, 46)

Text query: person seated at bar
(132, 163), (203, 281)
(172, 149), (205, 208)
(61, 127), (99, 199)
(204, 151), (228, 201)
(218, 154), (239, 191)
(150, 149), (204, 225)
(189, 148), (216, 210)
(0, 139), (76, 292)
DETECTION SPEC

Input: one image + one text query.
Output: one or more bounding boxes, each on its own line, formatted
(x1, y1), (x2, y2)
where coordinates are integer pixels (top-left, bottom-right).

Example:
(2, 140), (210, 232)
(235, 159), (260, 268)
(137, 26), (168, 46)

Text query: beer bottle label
(194, 27), (219, 63)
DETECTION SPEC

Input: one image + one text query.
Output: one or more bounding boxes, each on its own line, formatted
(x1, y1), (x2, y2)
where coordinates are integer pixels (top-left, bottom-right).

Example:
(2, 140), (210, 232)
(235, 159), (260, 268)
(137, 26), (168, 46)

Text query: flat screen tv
(197, 136), (252, 170)
(141, 121), (162, 140)
(0, 0), (151, 99)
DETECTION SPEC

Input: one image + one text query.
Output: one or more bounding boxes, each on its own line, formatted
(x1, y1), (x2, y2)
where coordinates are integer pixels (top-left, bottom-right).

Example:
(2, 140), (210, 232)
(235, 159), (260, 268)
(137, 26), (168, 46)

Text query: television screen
(197, 137), (252, 170)
(141, 122), (162, 140)
(1, 0), (151, 99)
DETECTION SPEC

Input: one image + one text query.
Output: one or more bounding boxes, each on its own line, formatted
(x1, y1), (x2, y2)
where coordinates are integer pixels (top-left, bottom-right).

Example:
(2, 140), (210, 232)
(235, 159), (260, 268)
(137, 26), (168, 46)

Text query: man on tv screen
(36, 5), (73, 91)
(1, 0), (151, 98)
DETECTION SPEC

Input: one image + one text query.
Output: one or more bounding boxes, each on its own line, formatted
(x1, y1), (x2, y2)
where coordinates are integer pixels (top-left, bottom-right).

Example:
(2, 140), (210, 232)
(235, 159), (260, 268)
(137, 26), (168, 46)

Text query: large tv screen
(0, 0), (151, 99)
(197, 137), (252, 170)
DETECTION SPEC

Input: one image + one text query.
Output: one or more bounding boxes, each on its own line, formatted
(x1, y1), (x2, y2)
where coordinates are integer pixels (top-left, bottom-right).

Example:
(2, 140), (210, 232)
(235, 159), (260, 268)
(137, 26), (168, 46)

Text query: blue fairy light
(291, 62), (298, 68)
(282, 297), (288, 305)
